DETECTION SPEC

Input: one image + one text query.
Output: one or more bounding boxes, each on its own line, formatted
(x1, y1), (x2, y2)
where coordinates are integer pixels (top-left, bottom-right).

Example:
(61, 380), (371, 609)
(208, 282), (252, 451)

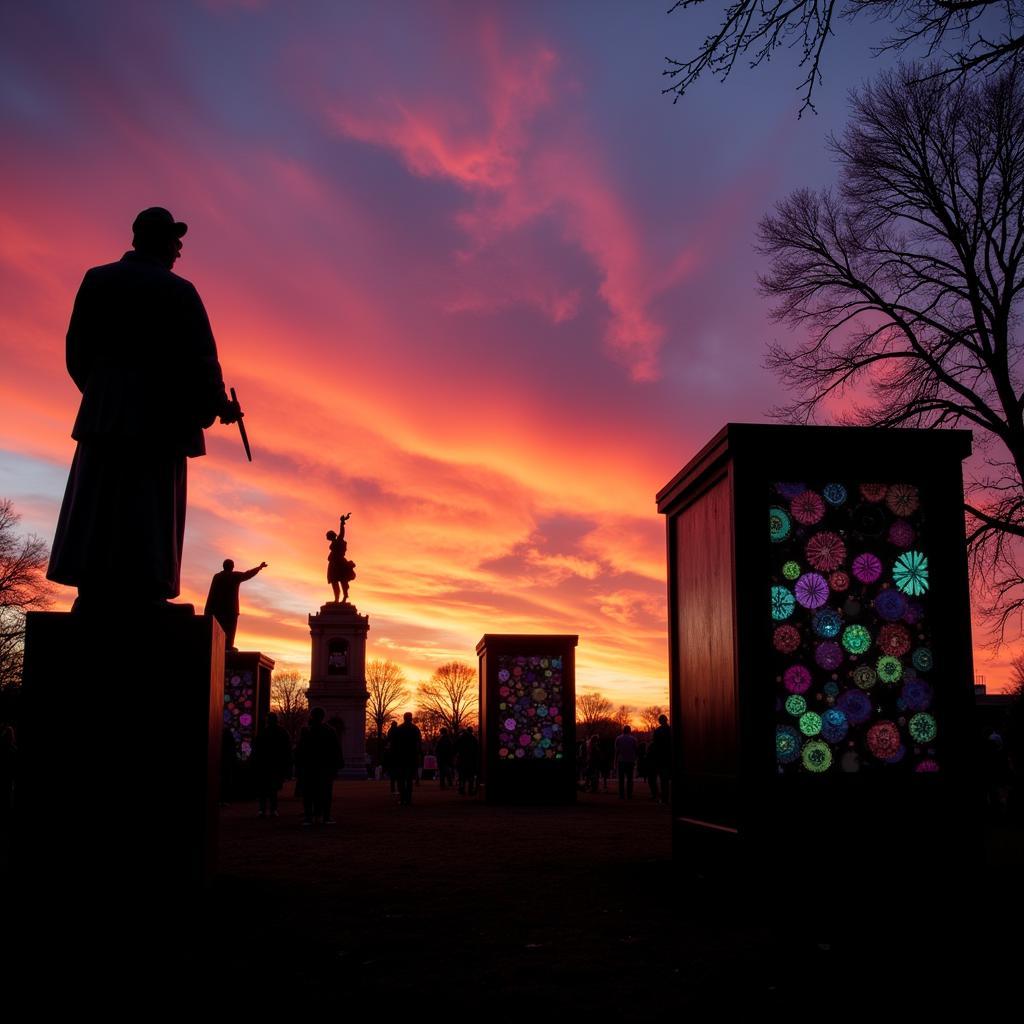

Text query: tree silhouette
(665, 1), (1024, 115)
(0, 498), (50, 690)
(576, 692), (614, 727)
(416, 661), (478, 735)
(365, 658), (409, 753)
(761, 66), (1024, 639)
(638, 705), (666, 734)
(270, 670), (308, 745)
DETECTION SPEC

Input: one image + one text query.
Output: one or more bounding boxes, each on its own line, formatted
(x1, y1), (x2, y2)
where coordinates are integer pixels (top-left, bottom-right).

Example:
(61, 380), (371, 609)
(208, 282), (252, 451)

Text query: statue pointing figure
(205, 559), (268, 652)
(47, 207), (243, 611)
(326, 512), (356, 603)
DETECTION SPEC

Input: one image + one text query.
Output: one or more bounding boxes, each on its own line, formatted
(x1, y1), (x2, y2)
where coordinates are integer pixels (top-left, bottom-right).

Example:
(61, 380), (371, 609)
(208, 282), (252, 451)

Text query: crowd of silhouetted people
(576, 714), (672, 801)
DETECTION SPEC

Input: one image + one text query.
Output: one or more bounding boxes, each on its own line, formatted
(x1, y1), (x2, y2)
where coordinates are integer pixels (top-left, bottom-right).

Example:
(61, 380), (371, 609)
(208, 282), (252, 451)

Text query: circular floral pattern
(911, 647), (933, 672)
(901, 679), (933, 711)
(877, 623), (911, 657)
(815, 641), (843, 670)
(777, 482), (807, 499)
(852, 665), (877, 690)
(799, 711), (823, 736)
(867, 720), (901, 759)
(876, 655), (903, 684)
(860, 483), (888, 502)
(908, 713), (937, 743)
(770, 507), (792, 543)
(887, 520), (915, 548)
(838, 689), (872, 724)
(812, 609), (842, 638)
(842, 624), (872, 655)
(795, 572), (829, 609)
(791, 490), (826, 525)
(852, 552), (883, 584)
(773, 624), (802, 653)
(805, 531), (847, 572)
(782, 560), (801, 580)
(886, 483), (919, 516)
(496, 655), (564, 760)
(893, 550), (929, 595)
(784, 664), (813, 694)
(822, 483), (848, 506)
(776, 726), (801, 763)
(874, 589), (907, 621)
(802, 740), (832, 772)
(820, 708), (849, 743)
(829, 570), (850, 592)
(771, 586), (796, 621)
(785, 695), (807, 716)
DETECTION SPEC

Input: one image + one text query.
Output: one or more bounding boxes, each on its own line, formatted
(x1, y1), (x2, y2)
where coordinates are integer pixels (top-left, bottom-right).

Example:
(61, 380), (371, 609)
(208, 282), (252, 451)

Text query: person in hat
(47, 207), (242, 610)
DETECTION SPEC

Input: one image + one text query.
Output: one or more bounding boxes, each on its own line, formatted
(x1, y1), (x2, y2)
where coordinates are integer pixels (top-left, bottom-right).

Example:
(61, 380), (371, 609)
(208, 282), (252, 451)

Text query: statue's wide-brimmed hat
(132, 207), (188, 238)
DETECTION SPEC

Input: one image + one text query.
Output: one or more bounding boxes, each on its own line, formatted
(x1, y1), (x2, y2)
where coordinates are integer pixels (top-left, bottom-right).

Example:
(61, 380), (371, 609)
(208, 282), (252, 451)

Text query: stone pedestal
(13, 609), (224, 967)
(308, 601), (369, 779)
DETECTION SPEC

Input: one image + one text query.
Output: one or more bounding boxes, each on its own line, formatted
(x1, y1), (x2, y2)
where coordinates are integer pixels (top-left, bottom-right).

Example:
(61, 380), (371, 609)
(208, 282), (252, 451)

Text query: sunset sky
(1, 1), (1016, 702)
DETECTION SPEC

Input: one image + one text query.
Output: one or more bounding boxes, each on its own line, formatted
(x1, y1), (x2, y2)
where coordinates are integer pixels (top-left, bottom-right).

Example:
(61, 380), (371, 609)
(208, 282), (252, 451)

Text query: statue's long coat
(48, 250), (228, 599)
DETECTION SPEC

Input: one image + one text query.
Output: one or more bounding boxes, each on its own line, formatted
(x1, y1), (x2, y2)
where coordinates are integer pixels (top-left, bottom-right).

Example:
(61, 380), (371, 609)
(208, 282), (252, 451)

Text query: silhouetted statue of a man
(204, 559), (268, 651)
(325, 512), (356, 603)
(47, 207), (242, 611)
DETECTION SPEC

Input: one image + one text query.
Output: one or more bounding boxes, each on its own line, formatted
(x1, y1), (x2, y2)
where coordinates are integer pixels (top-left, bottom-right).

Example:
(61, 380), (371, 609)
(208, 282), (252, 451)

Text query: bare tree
(0, 499), (51, 691)
(270, 670), (308, 745)
(614, 704), (635, 730)
(576, 692), (614, 727)
(761, 66), (1024, 640)
(365, 658), (409, 754)
(638, 705), (666, 735)
(416, 661), (478, 735)
(664, 1), (1024, 115)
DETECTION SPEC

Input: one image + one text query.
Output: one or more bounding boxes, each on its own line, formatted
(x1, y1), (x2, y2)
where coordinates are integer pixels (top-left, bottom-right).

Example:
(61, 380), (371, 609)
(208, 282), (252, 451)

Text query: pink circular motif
(887, 520), (915, 548)
(791, 491), (826, 525)
(504, 718), (517, 731)
(805, 531), (847, 572)
(519, 734), (531, 747)
(784, 664), (812, 694)
(867, 721), (901, 759)
(829, 571), (850, 592)
(886, 483), (919, 516)
(773, 625), (801, 654)
(815, 641), (843, 670)
(795, 572), (829, 609)
(859, 483), (888, 503)
(915, 759), (940, 772)
(852, 552), (883, 583)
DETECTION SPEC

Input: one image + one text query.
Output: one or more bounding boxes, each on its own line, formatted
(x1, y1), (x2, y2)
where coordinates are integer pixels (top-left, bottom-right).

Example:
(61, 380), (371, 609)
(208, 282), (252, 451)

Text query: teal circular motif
(912, 647), (933, 672)
(876, 655), (903, 684)
(770, 507), (792, 543)
(771, 586), (796, 621)
(785, 695), (807, 716)
(893, 550), (929, 596)
(802, 740), (832, 773)
(799, 711), (822, 736)
(813, 609), (842, 638)
(776, 725), (800, 764)
(842, 624), (872, 655)
(782, 560), (801, 580)
(908, 713), (937, 743)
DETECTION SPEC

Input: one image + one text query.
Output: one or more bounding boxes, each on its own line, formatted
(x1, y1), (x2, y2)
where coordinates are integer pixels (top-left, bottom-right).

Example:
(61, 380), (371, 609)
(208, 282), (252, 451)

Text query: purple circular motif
(837, 689), (872, 725)
(915, 759), (940, 772)
(852, 552), (883, 583)
(795, 572), (829, 609)
(519, 734), (531, 747)
(783, 664), (813, 694)
(504, 718), (517, 731)
(776, 482), (807, 499)
(901, 679), (933, 711)
(815, 641), (843, 670)
(888, 520), (915, 548)
(902, 600), (924, 625)
(874, 589), (906, 621)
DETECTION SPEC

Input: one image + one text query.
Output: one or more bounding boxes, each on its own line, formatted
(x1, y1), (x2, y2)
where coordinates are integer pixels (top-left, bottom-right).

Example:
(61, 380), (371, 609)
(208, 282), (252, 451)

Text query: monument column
(308, 602), (370, 779)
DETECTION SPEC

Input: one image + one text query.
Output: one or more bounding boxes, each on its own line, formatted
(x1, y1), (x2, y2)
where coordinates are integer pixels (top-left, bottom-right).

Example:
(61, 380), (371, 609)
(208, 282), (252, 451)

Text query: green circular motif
(785, 695), (807, 716)
(782, 560), (801, 580)
(799, 711), (822, 736)
(771, 586), (796, 621)
(912, 647), (933, 672)
(802, 740), (832, 773)
(842, 624), (872, 655)
(876, 655), (903, 684)
(852, 665), (877, 690)
(908, 713), (937, 743)
(893, 550), (929, 595)
(770, 507), (792, 543)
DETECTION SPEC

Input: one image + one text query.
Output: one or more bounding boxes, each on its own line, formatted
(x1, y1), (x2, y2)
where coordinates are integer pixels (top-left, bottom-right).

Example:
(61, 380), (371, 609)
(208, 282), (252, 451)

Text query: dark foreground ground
(201, 780), (1024, 1012)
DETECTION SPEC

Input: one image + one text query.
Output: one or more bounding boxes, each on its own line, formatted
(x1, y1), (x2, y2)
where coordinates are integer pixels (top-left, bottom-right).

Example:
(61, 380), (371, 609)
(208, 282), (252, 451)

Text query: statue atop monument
(204, 558), (268, 652)
(46, 206), (243, 612)
(326, 512), (357, 604)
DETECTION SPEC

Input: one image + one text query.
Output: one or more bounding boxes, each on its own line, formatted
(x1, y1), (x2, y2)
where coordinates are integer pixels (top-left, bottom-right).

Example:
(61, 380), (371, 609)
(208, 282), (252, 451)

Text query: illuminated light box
(656, 424), (977, 873)
(224, 650), (275, 798)
(476, 634), (578, 804)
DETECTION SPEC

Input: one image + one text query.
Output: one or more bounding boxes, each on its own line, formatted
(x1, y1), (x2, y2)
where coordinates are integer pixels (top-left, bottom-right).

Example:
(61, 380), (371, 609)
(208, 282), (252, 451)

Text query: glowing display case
(656, 424), (977, 870)
(477, 634), (578, 804)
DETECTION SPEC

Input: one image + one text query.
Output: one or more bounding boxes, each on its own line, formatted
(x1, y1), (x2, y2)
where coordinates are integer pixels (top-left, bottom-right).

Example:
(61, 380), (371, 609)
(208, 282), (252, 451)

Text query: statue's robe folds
(48, 251), (229, 600)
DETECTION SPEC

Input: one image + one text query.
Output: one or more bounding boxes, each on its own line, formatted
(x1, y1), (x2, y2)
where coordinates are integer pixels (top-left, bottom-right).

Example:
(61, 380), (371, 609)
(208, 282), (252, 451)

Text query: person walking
(614, 724), (639, 800)
(650, 714), (673, 805)
(296, 708), (341, 825)
(391, 712), (422, 806)
(252, 712), (292, 817)
(455, 726), (480, 796)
